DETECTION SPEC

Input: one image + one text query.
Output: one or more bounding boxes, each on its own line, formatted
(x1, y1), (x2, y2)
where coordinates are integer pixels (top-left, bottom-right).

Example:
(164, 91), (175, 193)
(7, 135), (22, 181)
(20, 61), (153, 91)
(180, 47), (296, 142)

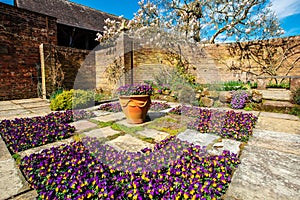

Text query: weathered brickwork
(0, 2), (299, 100)
(0, 3), (57, 100)
(42, 44), (94, 97)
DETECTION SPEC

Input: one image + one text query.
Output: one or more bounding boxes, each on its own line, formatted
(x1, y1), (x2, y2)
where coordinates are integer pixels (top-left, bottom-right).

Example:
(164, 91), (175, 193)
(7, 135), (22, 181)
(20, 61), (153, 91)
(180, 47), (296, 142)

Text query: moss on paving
(146, 115), (187, 135)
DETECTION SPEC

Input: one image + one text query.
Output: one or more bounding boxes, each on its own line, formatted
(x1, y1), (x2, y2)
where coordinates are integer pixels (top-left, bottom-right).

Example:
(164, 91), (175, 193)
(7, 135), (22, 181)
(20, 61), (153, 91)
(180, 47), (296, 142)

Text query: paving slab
(0, 100), (17, 106)
(19, 138), (74, 159)
(106, 134), (154, 152)
(10, 190), (38, 200)
(29, 106), (52, 114)
(0, 109), (32, 120)
(0, 138), (30, 200)
(92, 112), (125, 122)
(256, 116), (300, 134)
(250, 129), (300, 155)
(177, 129), (220, 147)
(224, 145), (300, 200)
(135, 128), (170, 142)
(147, 111), (166, 120)
(70, 120), (98, 132)
(260, 112), (299, 121)
(10, 98), (47, 104)
(19, 101), (50, 109)
(0, 102), (23, 111)
(91, 110), (110, 117)
(116, 119), (151, 127)
(208, 139), (241, 156)
(83, 127), (120, 139)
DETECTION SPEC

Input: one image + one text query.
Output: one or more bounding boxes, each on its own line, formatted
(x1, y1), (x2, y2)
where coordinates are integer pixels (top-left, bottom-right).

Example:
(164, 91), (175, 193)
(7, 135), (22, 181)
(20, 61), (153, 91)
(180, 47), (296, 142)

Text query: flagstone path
(0, 98), (299, 199)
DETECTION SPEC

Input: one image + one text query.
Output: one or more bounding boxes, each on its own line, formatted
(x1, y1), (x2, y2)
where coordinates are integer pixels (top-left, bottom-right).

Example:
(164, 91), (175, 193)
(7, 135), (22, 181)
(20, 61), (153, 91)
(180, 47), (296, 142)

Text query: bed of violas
(0, 104), (257, 199)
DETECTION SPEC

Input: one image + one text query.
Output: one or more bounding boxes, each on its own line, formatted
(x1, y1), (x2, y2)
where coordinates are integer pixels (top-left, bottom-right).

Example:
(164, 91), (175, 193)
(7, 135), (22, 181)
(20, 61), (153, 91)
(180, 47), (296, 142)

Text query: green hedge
(50, 89), (95, 111)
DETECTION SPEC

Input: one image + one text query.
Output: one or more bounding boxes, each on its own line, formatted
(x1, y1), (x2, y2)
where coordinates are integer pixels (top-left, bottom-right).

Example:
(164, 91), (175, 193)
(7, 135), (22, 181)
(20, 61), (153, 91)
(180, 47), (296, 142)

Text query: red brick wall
(0, 3), (57, 100)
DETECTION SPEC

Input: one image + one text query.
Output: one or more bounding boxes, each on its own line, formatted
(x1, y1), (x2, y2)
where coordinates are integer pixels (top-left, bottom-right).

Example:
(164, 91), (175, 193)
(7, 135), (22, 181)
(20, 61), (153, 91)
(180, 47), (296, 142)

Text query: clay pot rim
(119, 95), (150, 98)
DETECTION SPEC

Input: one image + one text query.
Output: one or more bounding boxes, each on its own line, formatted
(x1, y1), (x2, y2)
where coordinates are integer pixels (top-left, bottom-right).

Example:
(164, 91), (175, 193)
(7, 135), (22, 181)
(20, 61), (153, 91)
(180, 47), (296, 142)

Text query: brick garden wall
(1, 2), (299, 100)
(42, 44), (94, 97)
(0, 3), (57, 100)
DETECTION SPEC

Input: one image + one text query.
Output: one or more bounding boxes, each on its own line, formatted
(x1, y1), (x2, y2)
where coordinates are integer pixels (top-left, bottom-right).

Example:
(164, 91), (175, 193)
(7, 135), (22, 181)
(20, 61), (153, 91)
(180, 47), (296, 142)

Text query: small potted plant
(117, 84), (153, 124)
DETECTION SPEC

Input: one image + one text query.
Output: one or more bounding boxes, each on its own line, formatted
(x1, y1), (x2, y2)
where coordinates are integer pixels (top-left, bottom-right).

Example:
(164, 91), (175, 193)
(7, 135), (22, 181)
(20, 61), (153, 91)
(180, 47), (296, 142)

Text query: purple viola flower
(117, 84), (153, 96)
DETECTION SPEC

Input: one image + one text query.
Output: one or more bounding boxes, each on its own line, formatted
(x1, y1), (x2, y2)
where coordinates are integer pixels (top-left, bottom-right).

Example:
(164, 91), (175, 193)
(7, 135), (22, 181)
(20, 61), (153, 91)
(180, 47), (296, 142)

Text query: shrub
(289, 107), (300, 118)
(50, 89), (95, 111)
(49, 88), (64, 100)
(292, 88), (300, 105)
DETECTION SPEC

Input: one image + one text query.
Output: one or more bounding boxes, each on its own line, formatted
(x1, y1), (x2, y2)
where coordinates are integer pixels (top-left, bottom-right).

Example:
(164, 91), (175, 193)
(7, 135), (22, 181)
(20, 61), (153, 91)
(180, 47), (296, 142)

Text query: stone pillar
(122, 33), (134, 85)
(257, 78), (267, 90)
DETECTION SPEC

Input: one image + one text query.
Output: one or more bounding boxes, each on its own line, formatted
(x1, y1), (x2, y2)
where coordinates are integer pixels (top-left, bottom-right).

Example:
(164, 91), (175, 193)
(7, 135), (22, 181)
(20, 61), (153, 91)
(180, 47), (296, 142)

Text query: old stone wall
(205, 36), (300, 82)
(42, 44), (94, 97)
(0, 3), (57, 100)
(95, 36), (238, 91)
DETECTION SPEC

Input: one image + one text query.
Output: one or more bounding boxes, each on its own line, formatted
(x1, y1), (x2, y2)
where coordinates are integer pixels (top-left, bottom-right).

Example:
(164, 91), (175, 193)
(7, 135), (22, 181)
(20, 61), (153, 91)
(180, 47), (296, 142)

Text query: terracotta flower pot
(119, 95), (151, 124)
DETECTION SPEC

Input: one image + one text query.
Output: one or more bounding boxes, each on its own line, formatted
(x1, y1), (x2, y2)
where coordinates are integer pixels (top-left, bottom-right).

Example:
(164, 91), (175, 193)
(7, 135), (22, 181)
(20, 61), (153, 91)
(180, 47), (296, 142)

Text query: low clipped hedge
(50, 89), (95, 111)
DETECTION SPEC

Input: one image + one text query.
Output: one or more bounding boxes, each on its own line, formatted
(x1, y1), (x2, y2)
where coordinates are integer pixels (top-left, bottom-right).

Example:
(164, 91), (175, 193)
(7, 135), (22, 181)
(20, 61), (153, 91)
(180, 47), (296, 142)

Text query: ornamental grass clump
(117, 84), (153, 96)
(20, 136), (240, 199)
(230, 90), (249, 109)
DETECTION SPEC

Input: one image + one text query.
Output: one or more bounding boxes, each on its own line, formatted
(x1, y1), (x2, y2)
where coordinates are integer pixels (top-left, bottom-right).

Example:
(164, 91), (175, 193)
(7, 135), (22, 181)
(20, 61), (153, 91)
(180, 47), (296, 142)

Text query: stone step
(263, 100), (295, 111)
(258, 89), (291, 101)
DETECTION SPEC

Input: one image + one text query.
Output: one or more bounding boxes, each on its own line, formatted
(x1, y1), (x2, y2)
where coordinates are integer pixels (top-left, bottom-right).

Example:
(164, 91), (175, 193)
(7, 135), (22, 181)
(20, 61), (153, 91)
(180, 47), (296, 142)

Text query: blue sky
(1, 0), (299, 37)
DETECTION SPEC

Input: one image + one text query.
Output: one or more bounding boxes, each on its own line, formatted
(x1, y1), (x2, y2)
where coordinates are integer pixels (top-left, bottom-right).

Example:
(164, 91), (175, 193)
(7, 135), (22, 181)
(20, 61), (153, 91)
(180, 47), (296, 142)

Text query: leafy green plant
(50, 89), (95, 111)
(247, 82), (257, 89)
(244, 106), (253, 111)
(222, 81), (247, 91)
(266, 82), (290, 89)
(289, 107), (300, 118)
(50, 88), (64, 100)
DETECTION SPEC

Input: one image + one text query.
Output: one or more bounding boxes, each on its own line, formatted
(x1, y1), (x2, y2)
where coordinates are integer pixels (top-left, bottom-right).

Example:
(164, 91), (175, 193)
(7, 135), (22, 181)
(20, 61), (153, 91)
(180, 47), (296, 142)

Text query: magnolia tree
(96, 0), (284, 44)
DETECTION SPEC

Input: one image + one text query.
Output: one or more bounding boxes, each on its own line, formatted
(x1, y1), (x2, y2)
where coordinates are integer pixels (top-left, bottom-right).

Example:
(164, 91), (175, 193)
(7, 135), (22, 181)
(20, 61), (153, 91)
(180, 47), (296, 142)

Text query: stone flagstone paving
(0, 98), (299, 199)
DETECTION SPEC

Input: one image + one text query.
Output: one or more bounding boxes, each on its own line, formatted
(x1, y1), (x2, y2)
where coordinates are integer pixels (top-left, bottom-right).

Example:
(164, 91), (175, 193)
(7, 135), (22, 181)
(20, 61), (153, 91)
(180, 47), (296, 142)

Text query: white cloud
(271, 0), (300, 19)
